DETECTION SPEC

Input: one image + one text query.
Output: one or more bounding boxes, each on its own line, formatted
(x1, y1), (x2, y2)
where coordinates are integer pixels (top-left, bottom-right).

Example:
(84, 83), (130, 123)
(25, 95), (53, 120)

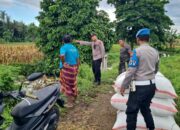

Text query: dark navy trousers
(126, 82), (156, 130)
(119, 57), (130, 74)
(92, 58), (102, 83)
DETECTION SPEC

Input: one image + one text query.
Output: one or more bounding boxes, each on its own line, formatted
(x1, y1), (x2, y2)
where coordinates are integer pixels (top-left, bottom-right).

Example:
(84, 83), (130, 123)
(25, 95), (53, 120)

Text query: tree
(108, 0), (173, 49)
(165, 29), (177, 48)
(37, 0), (115, 74)
(0, 11), (6, 37)
(3, 30), (12, 42)
(26, 23), (38, 42)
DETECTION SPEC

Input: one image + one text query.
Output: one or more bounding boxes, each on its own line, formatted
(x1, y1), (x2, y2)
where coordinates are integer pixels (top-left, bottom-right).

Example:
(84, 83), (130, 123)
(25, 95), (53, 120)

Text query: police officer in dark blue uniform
(120, 28), (159, 130)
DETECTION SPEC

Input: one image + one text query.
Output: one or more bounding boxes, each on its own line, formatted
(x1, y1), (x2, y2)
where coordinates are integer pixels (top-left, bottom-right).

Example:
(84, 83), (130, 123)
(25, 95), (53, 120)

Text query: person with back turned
(118, 39), (132, 74)
(120, 28), (159, 130)
(60, 35), (80, 108)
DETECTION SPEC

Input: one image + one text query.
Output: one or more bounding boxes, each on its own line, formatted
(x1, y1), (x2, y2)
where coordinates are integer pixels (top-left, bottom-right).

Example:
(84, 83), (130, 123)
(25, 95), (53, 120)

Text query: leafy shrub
(0, 65), (21, 129)
(0, 73), (15, 91)
(36, 0), (115, 75)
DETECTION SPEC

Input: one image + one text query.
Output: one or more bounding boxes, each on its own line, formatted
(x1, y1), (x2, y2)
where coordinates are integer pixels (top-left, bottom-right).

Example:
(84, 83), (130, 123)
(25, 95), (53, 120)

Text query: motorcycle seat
(27, 72), (44, 81)
(11, 84), (59, 118)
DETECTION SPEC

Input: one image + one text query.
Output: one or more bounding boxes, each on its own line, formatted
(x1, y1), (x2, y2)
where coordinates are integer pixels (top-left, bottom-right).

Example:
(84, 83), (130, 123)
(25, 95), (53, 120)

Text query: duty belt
(134, 79), (155, 86)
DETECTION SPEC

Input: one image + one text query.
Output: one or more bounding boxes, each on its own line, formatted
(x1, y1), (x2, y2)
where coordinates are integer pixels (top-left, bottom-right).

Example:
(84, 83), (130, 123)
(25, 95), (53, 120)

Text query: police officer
(120, 28), (159, 130)
(75, 34), (105, 85)
(118, 39), (132, 74)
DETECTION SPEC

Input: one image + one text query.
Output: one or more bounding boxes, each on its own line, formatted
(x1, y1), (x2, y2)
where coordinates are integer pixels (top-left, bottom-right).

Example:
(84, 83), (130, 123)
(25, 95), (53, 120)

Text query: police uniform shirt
(79, 40), (105, 60)
(122, 43), (159, 88)
(120, 43), (131, 59)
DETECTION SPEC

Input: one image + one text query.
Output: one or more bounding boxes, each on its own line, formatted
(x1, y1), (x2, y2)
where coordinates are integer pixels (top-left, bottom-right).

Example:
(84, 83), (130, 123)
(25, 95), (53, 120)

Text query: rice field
(0, 43), (43, 64)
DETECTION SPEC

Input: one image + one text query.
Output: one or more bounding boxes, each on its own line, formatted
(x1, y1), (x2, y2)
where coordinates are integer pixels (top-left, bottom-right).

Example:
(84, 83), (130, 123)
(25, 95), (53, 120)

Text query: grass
(0, 65), (21, 78)
(159, 56), (180, 124)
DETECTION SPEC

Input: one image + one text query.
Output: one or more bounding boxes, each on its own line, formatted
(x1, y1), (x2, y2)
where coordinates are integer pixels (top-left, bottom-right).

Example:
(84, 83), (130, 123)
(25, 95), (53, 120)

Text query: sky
(0, 0), (180, 33)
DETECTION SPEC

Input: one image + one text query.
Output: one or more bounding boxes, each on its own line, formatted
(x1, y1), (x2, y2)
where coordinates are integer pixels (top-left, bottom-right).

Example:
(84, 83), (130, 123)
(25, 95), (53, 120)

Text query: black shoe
(95, 82), (101, 86)
(93, 80), (97, 83)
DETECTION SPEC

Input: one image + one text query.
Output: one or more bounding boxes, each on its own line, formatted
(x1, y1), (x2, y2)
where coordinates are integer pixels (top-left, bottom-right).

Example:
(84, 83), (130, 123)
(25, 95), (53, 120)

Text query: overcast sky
(0, 0), (179, 33)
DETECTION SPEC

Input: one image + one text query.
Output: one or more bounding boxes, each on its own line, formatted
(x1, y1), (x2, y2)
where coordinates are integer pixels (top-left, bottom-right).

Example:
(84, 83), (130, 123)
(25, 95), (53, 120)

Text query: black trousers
(126, 82), (156, 130)
(119, 57), (130, 74)
(92, 58), (102, 83)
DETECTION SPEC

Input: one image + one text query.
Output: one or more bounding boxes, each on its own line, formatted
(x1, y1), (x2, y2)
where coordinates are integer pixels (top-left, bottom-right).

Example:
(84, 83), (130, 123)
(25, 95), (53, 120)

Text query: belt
(134, 79), (155, 86)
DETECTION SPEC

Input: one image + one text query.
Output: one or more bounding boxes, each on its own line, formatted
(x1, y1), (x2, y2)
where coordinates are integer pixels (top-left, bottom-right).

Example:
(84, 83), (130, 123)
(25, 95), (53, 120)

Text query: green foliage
(177, 35), (180, 39)
(0, 65), (21, 129)
(3, 30), (12, 42)
(0, 73), (14, 91)
(25, 23), (38, 42)
(108, 44), (120, 66)
(37, 0), (115, 74)
(164, 29), (177, 48)
(108, 0), (173, 48)
(0, 65), (21, 91)
(0, 105), (13, 130)
(77, 64), (93, 96)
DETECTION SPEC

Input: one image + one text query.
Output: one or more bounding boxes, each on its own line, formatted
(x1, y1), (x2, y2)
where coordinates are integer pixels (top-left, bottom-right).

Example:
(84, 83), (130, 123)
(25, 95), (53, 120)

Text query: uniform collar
(140, 43), (149, 46)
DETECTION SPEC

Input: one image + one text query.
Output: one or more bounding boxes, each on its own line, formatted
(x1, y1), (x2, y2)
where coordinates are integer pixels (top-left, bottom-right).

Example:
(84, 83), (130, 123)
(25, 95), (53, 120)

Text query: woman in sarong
(60, 35), (80, 108)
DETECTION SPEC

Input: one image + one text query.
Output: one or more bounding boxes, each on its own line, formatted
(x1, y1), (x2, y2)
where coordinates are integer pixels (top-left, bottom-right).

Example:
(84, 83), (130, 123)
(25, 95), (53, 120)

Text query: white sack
(113, 72), (177, 99)
(111, 93), (177, 116)
(112, 112), (180, 130)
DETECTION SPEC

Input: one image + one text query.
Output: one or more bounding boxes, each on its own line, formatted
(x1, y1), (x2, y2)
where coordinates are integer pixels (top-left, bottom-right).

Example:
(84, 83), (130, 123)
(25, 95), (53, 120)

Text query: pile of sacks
(111, 72), (180, 130)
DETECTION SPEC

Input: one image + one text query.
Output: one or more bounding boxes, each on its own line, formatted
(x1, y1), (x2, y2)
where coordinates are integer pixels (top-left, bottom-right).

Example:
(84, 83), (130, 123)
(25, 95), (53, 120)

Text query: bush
(0, 65), (21, 129)
(36, 0), (115, 75)
(0, 73), (15, 91)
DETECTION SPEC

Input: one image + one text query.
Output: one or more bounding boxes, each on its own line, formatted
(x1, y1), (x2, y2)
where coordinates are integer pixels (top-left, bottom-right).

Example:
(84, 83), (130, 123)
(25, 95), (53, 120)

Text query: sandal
(64, 103), (74, 108)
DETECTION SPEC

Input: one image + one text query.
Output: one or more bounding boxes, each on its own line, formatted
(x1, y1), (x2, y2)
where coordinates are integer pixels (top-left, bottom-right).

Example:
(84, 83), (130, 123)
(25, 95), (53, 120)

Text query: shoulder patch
(128, 50), (139, 67)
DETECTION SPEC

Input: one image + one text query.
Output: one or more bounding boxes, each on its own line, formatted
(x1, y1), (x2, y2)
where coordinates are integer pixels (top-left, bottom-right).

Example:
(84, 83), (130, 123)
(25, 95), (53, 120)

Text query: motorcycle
(0, 72), (64, 130)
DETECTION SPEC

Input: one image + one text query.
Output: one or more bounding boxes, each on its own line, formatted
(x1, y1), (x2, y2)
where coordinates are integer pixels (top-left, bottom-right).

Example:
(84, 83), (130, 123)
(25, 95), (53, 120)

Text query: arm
(75, 40), (93, 46)
(121, 50), (139, 89)
(155, 52), (159, 74)
(77, 58), (80, 68)
(59, 46), (66, 66)
(60, 55), (65, 64)
(76, 49), (80, 69)
(128, 45), (133, 56)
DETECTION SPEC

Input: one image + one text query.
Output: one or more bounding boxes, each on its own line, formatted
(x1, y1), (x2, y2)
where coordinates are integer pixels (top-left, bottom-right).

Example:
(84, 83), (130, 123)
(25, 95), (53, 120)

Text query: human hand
(74, 40), (81, 43)
(120, 87), (125, 96)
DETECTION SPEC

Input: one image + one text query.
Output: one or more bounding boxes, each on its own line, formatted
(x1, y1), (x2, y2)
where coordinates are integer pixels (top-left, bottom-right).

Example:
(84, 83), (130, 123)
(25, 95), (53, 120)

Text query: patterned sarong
(60, 63), (78, 97)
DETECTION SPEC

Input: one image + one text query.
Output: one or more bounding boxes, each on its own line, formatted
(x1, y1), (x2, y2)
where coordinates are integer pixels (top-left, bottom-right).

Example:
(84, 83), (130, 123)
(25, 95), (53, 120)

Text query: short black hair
(138, 35), (150, 42)
(62, 34), (72, 43)
(118, 38), (125, 41)
(90, 33), (97, 38)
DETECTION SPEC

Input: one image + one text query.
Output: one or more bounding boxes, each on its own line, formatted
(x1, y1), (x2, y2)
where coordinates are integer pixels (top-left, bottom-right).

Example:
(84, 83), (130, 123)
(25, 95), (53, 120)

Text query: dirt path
(58, 85), (116, 130)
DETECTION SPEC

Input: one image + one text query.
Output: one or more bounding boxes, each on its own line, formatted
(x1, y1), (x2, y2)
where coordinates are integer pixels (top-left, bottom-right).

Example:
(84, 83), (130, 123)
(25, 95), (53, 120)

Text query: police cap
(136, 28), (150, 38)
